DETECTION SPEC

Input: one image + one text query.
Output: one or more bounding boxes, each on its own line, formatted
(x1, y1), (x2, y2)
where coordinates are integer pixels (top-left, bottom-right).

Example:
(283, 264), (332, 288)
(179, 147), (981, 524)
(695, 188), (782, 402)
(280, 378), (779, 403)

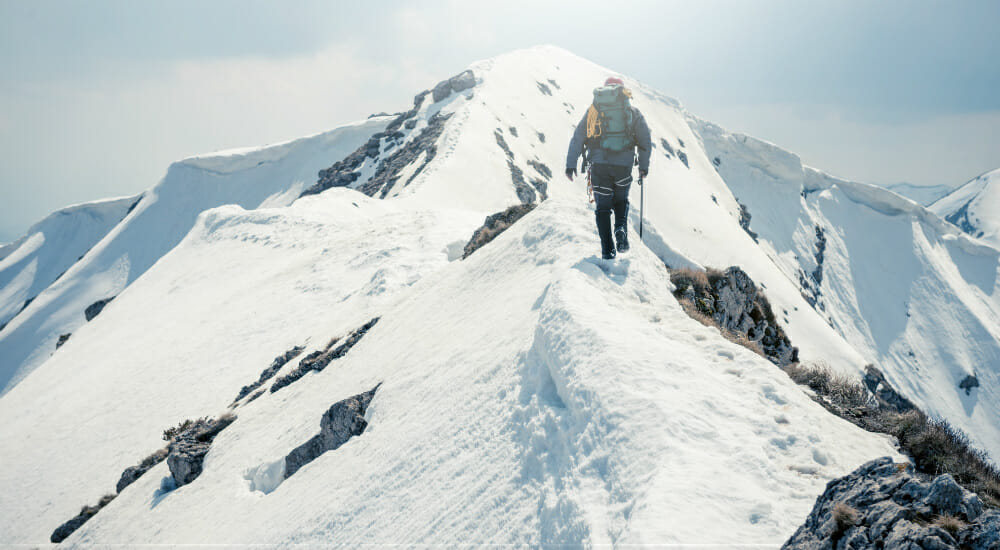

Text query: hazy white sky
(1, 0), (998, 242)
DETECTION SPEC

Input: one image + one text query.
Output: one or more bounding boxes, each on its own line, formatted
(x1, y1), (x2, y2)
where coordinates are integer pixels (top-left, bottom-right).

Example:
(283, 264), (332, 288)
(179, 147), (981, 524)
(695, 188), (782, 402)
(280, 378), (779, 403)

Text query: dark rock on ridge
(284, 384), (380, 479)
(737, 202), (759, 243)
(233, 345), (305, 403)
(799, 225), (827, 308)
(116, 447), (169, 493)
(432, 69), (476, 102)
(56, 333), (71, 349)
(494, 129), (537, 204)
(166, 414), (236, 487)
(783, 457), (999, 550)
(50, 494), (116, 543)
(660, 138), (675, 159)
(863, 365), (916, 413)
(270, 318), (380, 393)
(85, 296), (115, 321)
(361, 112), (453, 198)
(462, 203), (537, 260)
(301, 90), (432, 198)
(960, 374), (980, 396)
(672, 266), (798, 366)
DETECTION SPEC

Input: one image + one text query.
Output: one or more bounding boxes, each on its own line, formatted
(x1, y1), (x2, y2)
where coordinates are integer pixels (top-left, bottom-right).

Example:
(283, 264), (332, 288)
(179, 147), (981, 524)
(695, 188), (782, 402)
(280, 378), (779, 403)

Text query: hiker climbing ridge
(566, 76), (652, 260)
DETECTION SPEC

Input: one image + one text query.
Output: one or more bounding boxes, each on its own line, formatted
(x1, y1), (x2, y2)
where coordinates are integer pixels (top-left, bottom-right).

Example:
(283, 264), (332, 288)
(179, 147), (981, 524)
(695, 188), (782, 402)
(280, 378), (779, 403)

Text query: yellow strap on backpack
(586, 105), (601, 139)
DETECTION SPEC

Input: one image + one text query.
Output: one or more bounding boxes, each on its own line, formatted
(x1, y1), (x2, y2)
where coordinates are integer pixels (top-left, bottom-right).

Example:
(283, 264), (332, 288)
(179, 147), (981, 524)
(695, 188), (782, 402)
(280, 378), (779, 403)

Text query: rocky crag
(671, 266), (798, 366)
(784, 457), (1000, 549)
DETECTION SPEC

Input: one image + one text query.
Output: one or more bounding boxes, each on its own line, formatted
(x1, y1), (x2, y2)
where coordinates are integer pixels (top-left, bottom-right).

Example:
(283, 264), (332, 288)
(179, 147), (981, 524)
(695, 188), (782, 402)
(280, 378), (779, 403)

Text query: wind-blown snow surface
(0, 195), (138, 329)
(0, 45), (996, 545)
(0, 117), (389, 394)
(0, 197), (901, 546)
(931, 168), (1000, 249)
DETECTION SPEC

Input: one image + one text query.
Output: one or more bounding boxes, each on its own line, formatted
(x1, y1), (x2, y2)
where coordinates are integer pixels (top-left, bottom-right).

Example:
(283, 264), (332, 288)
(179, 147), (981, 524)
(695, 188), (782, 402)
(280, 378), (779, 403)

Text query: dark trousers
(591, 163), (632, 252)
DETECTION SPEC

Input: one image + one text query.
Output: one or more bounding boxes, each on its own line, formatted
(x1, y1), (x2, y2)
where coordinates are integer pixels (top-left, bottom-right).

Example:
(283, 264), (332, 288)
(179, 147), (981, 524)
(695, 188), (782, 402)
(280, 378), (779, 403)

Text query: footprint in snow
(575, 257), (631, 285)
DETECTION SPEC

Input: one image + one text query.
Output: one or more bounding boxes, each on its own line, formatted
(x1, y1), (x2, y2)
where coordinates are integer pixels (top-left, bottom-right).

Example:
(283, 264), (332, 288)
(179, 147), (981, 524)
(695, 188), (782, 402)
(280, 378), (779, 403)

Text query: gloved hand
(639, 169), (648, 179)
(566, 167), (576, 180)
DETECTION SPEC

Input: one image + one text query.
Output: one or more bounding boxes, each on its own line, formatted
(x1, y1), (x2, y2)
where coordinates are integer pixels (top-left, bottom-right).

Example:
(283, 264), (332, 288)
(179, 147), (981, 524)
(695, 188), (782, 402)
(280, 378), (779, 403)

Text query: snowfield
(0, 197), (902, 546)
(0, 45), (996, 546)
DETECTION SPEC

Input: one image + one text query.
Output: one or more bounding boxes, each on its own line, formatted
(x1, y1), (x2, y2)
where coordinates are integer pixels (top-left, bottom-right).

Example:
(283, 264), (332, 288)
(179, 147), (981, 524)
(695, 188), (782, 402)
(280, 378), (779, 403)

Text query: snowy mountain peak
(931, 168), (1000, 249)
(1, 46), (999, 546)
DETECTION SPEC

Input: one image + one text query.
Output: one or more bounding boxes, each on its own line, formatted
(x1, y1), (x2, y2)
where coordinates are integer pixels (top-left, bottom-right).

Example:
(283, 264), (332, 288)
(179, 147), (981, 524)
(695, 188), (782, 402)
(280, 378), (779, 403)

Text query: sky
(1, 0), (998, 243)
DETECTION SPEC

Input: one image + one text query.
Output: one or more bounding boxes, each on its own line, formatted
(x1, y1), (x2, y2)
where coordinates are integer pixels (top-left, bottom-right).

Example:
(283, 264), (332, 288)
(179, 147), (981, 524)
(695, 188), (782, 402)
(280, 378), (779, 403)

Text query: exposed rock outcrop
(233, 345), (305, 403)
(960, 374), (980, 396)
(359, 112), (453, 199)
(270, 318), (380, 393)
(50, 494), (116, 543)
(84, 296), (115, 321)
(462, 203), (537, 260)
(166, 414), (236, 487)
(301, 90), (434, 198)
(671, 266), (798, 366)
(494, 128), (537, 204)
(660, 137), (675, 159)
(784, 457), (1000, 550)
(284, 384), (380, 479)
(56, 333), (71, 349)
(737, 202), (759, 243)
(116, 447), (168, 493)
(432, 69), (476, 102)
(799, 225), (827, 307)
(863, 365), (916, 412)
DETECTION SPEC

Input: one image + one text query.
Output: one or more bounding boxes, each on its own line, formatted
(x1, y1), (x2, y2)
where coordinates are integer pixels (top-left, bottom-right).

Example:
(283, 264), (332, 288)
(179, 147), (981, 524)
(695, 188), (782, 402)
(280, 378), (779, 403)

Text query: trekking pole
(638, 174), (645, 242)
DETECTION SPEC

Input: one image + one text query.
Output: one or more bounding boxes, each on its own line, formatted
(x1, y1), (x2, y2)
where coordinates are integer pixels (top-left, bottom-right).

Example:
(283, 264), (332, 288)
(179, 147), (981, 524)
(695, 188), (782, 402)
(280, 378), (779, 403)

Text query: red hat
(604, 77), (624, 86)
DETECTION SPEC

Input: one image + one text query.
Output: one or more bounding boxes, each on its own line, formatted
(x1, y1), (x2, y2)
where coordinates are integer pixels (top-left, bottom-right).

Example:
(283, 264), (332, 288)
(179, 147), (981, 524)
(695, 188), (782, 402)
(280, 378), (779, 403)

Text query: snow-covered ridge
(804, 167), (1000, 258)
(0, 115), (389, 394)
(0, 194), (139, 331)
(180, 117), (396, 175)
(0, 196), (902, 546)
(1, 44), (999, 546)
(931, 168), (1000, 250)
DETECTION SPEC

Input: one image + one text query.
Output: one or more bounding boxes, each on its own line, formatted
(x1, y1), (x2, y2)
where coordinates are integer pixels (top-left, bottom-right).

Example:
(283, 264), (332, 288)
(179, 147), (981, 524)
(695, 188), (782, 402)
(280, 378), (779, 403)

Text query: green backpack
(588, 85), (635, 152)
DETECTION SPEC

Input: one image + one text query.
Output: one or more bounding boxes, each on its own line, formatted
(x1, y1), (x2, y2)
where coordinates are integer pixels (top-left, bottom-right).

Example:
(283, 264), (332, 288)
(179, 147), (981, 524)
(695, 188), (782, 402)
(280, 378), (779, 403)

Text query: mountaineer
(566, 76), (652, 259)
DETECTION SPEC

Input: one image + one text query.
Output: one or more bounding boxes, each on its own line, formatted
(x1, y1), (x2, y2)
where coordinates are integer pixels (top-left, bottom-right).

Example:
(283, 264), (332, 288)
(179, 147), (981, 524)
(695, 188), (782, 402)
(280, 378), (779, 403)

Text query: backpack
(586, 85), (634, 152)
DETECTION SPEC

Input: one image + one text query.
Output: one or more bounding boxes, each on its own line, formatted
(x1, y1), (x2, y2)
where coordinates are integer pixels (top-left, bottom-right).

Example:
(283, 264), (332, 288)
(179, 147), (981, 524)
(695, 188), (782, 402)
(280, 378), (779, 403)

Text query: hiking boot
(596, 209), (616, 259)
(615, 226), (629, 253)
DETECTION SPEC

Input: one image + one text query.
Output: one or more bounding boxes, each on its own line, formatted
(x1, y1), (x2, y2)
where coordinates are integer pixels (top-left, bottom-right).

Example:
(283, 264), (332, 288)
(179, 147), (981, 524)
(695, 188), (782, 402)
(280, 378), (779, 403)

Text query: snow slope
(0, 45), (996, 546)
(0, 196), (901, 546)
(695, 120), (1000, 461)
(0, 117), (389, 394)
(931, 168), (1000, 250)
(0, 195), (138, 330)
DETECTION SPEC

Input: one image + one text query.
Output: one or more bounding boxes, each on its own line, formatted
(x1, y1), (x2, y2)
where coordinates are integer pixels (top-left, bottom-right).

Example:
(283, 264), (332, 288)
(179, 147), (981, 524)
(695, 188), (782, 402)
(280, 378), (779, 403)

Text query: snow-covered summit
(931, 168), (1000, 250)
